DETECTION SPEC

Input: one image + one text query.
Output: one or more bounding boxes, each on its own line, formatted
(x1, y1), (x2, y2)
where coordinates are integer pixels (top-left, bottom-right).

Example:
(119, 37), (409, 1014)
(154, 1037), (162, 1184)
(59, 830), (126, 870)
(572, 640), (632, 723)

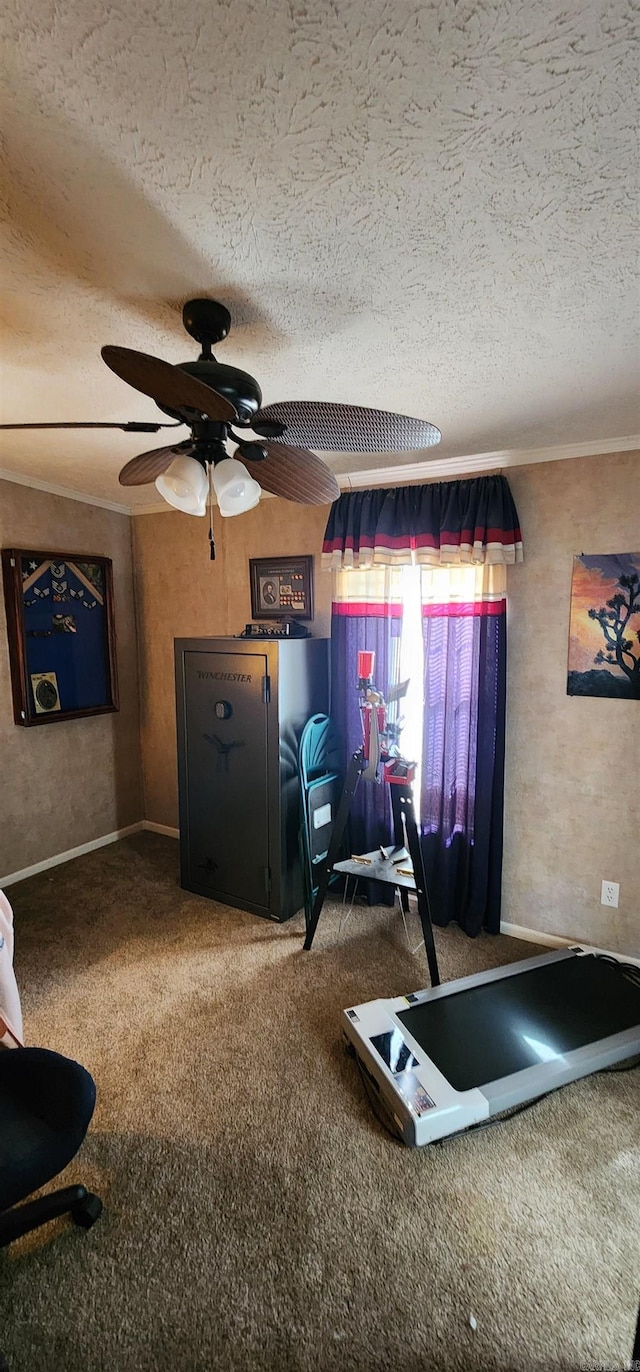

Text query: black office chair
(0, 1047), (102, 1248)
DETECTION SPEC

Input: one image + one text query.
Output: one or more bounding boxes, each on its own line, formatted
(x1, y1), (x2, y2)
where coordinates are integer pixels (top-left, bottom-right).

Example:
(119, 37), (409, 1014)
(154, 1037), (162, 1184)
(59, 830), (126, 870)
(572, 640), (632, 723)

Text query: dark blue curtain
(327, 475), (519, 935)
(420, 608), (506, 935)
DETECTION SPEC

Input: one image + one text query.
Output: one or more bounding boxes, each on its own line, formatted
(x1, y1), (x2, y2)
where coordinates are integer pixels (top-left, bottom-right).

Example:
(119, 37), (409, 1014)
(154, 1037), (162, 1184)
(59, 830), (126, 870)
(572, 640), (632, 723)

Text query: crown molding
(334, 434), (640, 490)
(0, 466), (132, 515)
(128, 499), (175, 514)
(2, 435), (638, 515)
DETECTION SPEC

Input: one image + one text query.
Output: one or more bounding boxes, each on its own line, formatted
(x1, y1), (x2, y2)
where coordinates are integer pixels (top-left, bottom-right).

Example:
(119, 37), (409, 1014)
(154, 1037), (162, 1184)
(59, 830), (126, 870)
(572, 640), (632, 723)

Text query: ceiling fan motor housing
(164, 359), (263, 424)
(174, 299), (263, 423)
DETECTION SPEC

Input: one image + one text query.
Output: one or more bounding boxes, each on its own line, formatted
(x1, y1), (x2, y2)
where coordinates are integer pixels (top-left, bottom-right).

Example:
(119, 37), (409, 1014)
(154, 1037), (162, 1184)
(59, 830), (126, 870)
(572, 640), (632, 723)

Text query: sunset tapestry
(567, 552), (640, 699)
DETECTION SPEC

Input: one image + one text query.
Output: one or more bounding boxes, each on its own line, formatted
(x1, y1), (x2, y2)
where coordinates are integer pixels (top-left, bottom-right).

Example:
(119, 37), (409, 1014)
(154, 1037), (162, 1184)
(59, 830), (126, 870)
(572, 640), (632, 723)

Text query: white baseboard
(0, 823), (144, 888)
(142, 820), (179, 839)
(501, 919), (640, 968)
(500, 920), (572, 949)
(0, 819), (179, 888)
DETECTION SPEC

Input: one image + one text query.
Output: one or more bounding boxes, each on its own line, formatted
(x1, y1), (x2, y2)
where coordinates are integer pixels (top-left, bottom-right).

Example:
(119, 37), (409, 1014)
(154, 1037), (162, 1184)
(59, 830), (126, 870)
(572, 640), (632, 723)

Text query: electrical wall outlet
(601, 880), (620, 908)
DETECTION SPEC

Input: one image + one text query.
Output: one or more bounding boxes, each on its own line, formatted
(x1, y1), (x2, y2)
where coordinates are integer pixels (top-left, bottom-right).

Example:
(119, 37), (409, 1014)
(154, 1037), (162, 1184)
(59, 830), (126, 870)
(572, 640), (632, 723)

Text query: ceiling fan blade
(0, 421), (181, 432)
(253, 401), (441, 453)
(248, 441), (339, 505)
(102, 347), (237, 424)
(118, 441), (195, 487)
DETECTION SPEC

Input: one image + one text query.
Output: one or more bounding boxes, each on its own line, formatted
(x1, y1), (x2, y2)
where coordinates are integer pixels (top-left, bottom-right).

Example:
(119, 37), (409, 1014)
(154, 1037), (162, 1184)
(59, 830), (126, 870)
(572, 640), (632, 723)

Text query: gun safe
(175, 637), (329, 921)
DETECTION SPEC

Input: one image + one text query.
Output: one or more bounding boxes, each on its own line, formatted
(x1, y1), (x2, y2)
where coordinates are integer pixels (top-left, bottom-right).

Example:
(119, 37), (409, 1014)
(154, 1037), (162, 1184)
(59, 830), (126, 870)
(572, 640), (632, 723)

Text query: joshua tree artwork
(567, 552), (640, 699)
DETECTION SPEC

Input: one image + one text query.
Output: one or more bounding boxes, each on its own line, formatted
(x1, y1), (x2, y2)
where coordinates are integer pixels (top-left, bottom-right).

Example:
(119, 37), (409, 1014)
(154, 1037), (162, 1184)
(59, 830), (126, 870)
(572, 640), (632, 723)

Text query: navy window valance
(322, 474), (523, 569)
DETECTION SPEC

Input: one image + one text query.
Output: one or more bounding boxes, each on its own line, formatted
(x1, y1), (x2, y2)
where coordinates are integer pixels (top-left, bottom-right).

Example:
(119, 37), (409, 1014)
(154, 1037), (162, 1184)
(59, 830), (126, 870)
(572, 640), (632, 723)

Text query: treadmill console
(370, 1029), (419, 1074)
(369, 1030), (436, 1117)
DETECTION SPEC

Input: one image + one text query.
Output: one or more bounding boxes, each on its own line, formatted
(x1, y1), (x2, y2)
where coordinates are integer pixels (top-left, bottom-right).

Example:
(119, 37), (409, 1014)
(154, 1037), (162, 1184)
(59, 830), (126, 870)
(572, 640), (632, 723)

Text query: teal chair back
(298, 715), (343, 920)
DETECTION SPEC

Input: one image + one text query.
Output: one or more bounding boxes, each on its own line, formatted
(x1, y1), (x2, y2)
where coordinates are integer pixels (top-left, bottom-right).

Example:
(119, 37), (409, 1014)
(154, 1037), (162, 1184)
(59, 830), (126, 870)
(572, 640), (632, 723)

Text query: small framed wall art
(567, 551), (640, 700)
(2, 549), (119, 725)
(249, 555), (314, 621)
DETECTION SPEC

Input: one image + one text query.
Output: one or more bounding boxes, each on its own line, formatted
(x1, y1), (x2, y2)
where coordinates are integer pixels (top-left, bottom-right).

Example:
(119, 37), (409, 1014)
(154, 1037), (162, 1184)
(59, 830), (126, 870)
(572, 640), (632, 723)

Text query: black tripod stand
(302, 745), (440, 988)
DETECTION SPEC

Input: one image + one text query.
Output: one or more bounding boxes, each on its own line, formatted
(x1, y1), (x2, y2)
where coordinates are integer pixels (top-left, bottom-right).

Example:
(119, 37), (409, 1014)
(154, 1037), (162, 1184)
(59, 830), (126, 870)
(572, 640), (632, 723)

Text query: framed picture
(249, 555), (314, 621)
(2, 549), (119, 726)
(567, 551), (640, 700)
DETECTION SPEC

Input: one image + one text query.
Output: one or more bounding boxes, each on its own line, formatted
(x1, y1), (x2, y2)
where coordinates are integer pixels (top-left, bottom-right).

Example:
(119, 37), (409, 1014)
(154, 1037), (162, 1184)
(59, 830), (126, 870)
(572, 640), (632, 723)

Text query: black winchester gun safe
(175, 637), (329, 921)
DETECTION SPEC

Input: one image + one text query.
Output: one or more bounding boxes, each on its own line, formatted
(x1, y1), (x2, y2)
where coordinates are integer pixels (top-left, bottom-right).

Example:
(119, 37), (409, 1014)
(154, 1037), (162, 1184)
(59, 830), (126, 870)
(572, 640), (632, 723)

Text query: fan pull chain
(208, 462), (215, 561)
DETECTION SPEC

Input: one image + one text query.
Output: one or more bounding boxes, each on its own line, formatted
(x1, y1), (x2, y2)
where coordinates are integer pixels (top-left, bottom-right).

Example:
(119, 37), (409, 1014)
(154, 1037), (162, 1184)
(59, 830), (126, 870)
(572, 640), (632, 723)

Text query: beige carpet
(0, 833), (638, 1372)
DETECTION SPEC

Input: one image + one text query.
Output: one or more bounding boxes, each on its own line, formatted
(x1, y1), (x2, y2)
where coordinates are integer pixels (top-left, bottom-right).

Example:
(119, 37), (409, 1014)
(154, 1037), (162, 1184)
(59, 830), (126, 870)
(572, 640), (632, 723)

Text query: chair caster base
(72, 1192), (103, 1229)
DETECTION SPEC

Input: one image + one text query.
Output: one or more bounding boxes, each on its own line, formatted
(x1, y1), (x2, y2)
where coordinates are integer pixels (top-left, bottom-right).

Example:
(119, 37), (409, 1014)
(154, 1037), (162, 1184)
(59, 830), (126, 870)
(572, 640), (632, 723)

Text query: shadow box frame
(249, 554), (314, 621)
(2, 547), (119, 727)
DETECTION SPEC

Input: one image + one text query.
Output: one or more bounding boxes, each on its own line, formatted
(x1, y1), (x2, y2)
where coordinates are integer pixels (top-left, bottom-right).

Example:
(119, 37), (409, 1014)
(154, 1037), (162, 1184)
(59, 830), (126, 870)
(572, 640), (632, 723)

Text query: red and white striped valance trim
(332, 598), (506, 618)
(322, 537), (523, 570)
(331, 564), (508, 616)
(331, 600), (404, 618)
(421, 598), (506, 617)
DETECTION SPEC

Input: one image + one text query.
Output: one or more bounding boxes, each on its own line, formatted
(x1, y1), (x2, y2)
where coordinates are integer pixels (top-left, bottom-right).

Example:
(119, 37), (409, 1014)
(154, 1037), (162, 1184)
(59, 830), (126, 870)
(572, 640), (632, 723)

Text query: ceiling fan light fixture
(155, 455), (208, 516)
(213, 458), (261, 517)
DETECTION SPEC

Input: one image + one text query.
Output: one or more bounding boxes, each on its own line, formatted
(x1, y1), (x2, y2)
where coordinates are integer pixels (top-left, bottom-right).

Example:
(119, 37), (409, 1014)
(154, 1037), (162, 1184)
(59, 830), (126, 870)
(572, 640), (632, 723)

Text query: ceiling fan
(1, 298), (441, 537)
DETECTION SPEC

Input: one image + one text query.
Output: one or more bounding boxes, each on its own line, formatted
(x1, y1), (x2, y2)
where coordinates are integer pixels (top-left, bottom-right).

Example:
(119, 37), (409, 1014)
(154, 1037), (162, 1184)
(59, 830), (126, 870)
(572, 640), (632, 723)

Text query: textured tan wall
(133, 499), (331, 829)
(504, 451), (640, 956)
(0, 479), (143, 877)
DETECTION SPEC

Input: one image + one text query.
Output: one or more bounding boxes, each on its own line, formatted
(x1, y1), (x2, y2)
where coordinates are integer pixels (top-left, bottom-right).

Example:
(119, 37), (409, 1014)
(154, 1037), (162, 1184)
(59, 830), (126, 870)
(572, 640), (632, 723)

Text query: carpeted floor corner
(0, 832), (638, 1371)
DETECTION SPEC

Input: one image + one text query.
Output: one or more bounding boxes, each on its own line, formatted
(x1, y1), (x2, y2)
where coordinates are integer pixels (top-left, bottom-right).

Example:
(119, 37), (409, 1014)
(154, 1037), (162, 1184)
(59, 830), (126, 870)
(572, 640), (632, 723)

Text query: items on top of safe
(238, 618), (310, 638)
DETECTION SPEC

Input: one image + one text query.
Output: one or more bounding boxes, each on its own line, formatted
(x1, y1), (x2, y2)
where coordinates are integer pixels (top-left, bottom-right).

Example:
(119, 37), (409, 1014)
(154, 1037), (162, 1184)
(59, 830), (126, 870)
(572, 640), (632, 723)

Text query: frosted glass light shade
(212, 458), (261, 517)
(155, 455), (208, 515)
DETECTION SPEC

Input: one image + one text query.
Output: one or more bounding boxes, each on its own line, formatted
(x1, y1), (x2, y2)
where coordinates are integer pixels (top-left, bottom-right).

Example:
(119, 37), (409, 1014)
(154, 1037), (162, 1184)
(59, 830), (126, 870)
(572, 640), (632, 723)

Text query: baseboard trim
(501, 919), (640, 968)
(500, 920), (572, 949)
(0, 821), (181, 888)
(0, 823), (144, 888)
(142, 821), (179, 839)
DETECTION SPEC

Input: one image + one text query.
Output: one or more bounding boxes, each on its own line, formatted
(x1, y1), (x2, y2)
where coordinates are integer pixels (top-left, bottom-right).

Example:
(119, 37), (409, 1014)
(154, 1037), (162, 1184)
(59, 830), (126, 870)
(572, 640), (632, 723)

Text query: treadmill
(342, 947), (640, 1146)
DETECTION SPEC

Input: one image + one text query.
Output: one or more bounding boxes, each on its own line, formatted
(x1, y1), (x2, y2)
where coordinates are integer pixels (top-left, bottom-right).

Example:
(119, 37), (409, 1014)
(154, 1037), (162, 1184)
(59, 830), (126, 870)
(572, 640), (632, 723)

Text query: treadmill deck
(342, 949), (640, 1146)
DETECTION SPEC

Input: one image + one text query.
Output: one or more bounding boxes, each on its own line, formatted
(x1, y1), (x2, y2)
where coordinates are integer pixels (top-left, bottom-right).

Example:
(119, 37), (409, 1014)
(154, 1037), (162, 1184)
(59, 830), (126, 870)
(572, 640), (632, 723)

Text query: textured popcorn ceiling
(1, 0), (638, 508)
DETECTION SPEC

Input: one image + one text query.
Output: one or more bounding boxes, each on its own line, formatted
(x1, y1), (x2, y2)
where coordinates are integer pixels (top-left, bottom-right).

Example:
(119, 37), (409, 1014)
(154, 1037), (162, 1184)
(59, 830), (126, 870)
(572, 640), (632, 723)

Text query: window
(326, 474), (515, 933)
(397, 565), (482, 822)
